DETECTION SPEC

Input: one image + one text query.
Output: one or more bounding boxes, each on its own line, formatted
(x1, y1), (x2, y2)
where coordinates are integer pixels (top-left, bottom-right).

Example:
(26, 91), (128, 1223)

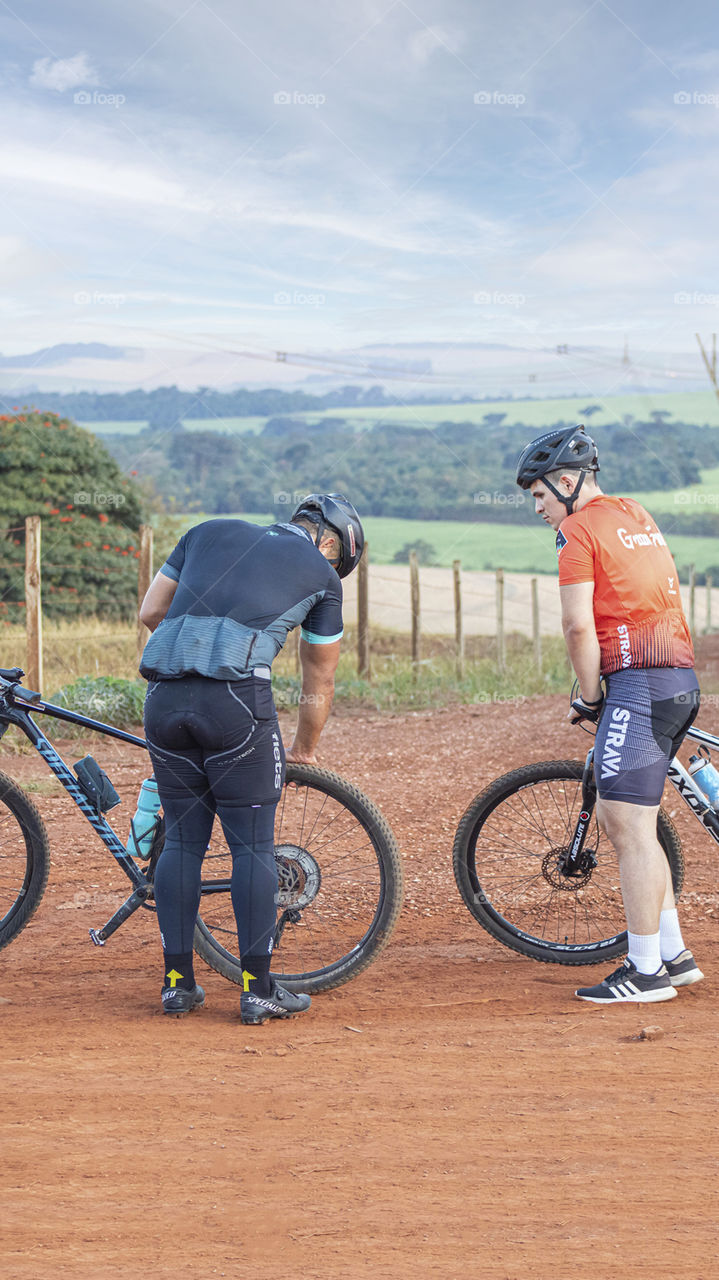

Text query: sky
(0, 0), (718, 390)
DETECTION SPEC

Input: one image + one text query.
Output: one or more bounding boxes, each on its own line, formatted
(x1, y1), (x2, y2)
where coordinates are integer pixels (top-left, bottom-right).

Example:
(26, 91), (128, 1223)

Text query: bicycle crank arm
(89, 884), (152, 946)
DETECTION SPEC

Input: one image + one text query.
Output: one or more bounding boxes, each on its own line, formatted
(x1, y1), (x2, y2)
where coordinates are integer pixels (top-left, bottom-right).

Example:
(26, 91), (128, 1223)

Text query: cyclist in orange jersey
(516, 427), (702, 1004)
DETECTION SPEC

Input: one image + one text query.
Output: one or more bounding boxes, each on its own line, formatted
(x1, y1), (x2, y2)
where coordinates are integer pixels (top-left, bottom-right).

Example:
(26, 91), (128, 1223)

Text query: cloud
(29, 52), (98, 92)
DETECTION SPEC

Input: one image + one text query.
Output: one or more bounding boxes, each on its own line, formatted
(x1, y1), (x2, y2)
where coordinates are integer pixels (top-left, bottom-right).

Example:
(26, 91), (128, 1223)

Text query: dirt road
(2, 696), (718, 1279)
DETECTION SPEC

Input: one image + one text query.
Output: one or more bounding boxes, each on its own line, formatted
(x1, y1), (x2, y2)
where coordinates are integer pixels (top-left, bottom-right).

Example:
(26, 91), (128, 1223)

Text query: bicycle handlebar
(0, 668), (42, 704)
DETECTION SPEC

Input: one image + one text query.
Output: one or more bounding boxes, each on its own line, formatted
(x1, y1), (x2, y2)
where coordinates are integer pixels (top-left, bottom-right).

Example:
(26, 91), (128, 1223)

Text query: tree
(0, 410), (146, 621)
(392, 539), (437, 566)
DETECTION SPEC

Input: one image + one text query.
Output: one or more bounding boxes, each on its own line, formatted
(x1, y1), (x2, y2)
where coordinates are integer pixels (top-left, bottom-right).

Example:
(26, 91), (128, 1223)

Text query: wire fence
(1, 519), (717, 691)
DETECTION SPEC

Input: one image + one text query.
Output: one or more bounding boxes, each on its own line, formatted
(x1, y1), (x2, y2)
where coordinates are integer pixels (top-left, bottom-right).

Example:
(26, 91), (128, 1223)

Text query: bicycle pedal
(88, 928), (105, 947)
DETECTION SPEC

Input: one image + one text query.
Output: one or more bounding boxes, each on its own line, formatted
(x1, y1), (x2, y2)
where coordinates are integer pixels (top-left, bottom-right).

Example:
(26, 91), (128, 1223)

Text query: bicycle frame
(562, 723), (719, 877)
(0, 682), (244, 943)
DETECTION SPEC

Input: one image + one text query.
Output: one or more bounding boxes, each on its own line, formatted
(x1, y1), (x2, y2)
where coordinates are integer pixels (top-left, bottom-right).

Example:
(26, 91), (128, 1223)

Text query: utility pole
(696, 334), (719, 406)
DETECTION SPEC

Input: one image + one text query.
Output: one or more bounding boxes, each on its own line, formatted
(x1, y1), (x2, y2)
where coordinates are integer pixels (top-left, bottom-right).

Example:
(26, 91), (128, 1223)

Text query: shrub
(49, 675), (146, 732)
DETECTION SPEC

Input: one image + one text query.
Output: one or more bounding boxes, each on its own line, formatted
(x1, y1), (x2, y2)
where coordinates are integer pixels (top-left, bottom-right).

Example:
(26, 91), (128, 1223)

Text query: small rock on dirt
(638, 1025), (664, 1041)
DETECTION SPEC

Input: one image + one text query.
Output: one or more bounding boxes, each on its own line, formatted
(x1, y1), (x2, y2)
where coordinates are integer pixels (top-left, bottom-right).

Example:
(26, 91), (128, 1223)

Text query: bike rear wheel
(194, 763), (403, 993)
(0, 770), (51, 951)
(453, 760), (683, 966)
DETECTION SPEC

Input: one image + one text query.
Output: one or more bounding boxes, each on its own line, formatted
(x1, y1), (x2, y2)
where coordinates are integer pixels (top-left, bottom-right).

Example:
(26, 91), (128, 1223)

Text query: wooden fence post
(689, 564), (696, 636)
(25, 516), (43, 691)
(453, 559), (464, 679)
(531, 576), (542, 674)
(706, 575), (713, 634)
(357, 543), (370, 680)
(409, 551), (420, 672)
(496, 568), (505, 673)
(137, 524), (154, 664)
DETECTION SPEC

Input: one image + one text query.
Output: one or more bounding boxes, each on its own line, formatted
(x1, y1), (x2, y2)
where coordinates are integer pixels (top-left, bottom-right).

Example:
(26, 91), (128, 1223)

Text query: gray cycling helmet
(516, 426), (599, 515)
(290, 492), (364, 578)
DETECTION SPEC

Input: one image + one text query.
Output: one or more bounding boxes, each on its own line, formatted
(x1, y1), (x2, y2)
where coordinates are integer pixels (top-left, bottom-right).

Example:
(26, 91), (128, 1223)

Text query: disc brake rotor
(541, 847), (596, 891)
(274, 844), (322, 909)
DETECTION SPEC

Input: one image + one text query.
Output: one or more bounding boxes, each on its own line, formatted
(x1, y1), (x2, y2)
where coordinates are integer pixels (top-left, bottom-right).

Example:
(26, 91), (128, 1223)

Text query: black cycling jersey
(140, 519), (343, 681)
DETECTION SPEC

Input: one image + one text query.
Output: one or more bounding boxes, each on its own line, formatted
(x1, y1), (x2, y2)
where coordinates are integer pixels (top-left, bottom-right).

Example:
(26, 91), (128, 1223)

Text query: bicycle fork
(557, 749), (599, 879)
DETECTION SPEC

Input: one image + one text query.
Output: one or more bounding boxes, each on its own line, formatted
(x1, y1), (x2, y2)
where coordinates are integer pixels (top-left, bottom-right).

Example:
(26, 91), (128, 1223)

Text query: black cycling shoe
(161, 984), (205, 1017)
(240, 980), (311, 1025)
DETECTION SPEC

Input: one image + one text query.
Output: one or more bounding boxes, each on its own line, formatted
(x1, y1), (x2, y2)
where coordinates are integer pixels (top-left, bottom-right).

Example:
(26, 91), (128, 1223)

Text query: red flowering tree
(0, 410), (146, 621)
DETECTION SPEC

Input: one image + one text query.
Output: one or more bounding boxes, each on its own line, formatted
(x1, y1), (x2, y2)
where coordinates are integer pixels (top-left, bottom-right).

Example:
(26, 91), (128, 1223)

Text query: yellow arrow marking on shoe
(242, 970), (256, 992)
(166, 969), (183, 989)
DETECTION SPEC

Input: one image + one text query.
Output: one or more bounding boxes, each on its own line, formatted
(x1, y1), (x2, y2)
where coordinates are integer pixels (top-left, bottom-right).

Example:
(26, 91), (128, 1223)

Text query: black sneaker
(240, 980), (311, 1025)
(575, 959), (676, 1004)
(664, 949), (704, 988)
(161, 984), (205, 1016)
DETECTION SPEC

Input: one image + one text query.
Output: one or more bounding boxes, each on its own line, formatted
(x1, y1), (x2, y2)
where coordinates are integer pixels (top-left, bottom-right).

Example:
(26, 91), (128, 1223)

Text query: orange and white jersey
(557, 495), (694, 675)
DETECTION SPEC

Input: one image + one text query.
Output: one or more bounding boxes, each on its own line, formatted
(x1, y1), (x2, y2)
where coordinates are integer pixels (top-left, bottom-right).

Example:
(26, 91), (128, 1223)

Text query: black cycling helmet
(290, 492), (364, 578)
(516, 426), (599, 515)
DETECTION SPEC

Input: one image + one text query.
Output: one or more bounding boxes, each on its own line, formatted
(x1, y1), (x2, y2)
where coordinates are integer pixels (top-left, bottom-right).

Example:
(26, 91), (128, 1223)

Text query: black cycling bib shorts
(594, 667), (700, 806)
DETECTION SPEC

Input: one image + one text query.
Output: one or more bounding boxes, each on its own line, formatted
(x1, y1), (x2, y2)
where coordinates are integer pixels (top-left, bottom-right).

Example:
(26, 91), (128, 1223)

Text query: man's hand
(285, 746), (319, 765)
(568, 692), (605, 725)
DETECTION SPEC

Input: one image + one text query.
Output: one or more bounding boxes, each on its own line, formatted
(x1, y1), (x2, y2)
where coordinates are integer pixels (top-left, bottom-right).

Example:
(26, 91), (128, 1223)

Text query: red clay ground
(2, 694), (718, 1280)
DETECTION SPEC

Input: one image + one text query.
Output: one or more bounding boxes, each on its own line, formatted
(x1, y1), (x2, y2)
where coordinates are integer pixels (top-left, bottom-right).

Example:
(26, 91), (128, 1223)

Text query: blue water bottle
(126, 777), (162, 859)
(688, 754), (719, 809)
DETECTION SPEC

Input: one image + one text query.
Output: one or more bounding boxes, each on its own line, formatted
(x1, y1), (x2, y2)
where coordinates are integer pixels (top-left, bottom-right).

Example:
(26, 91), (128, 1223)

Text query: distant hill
(0, 343), (134, 368)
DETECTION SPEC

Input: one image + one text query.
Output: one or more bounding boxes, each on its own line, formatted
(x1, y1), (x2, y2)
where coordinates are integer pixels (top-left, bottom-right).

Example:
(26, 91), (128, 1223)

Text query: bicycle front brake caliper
(558, 749), (598, 879)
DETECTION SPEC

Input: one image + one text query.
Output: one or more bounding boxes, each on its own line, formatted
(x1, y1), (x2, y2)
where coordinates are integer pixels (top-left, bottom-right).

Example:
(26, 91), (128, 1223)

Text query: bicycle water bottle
(126, 777), (161, 859)
(688, 754), (719, 809)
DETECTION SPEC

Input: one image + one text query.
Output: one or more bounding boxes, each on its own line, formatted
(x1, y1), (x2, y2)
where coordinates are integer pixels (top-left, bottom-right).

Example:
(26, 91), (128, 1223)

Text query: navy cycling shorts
(594, 667), (700, 806)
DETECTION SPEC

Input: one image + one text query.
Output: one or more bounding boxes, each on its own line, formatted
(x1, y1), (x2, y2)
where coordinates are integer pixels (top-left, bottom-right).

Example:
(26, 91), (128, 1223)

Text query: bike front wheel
(0, 770), (51, 951)
(453, 760), (684, 966)
(194, 763), (404, 993)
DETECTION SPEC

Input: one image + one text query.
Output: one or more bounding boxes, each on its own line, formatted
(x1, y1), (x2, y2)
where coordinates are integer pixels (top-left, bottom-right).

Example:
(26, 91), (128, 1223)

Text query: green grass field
(80, 389), (719, 437)
(154, 504), (719, 576)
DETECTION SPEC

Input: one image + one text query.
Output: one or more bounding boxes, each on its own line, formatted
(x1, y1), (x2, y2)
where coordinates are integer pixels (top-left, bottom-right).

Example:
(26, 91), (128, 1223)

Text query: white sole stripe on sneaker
(578, 986), (677, 1004)
(669, 968), (704, 988)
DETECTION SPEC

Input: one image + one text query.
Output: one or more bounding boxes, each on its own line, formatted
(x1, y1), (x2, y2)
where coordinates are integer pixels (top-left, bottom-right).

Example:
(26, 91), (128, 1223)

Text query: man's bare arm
(139, 571), (178, 632)
(560, 581), (602, 704)
(287, 638), (341, 764)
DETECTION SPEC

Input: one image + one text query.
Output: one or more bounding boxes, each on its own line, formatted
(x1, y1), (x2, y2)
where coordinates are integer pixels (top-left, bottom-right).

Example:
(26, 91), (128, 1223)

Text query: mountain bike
(0, 667), (403, 993)
(453, 723), (719, 965)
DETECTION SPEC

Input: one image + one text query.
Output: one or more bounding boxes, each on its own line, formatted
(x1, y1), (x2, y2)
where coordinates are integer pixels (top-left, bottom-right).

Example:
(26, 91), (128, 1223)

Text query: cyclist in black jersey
(138, 494), (364, 1021)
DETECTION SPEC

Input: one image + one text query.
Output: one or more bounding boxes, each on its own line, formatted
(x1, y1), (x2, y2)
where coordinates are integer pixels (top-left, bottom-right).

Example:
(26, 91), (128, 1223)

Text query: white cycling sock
(659, 908), (686, 963)
(627, 931), (662, 975)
